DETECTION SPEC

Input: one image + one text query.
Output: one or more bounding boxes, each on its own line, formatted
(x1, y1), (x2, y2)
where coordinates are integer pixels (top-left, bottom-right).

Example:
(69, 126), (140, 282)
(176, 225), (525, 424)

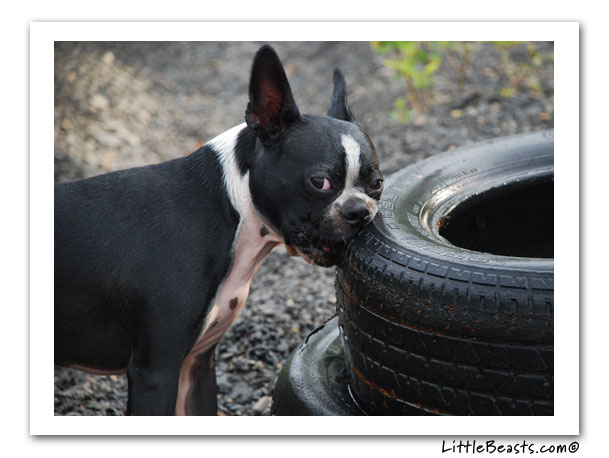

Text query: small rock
(413, 114), (427, 126)
(90, 93), (110, 111)
(252, 396), (272, 415)
(228, 383), (251, 402)
(450, 109), (464, 119)
(102, 51), (115, 65)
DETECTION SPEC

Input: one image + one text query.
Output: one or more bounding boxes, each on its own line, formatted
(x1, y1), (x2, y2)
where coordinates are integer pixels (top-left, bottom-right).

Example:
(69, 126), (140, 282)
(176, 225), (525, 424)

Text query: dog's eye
(311, 176), (331, 191)
(369, 179), (383, 191)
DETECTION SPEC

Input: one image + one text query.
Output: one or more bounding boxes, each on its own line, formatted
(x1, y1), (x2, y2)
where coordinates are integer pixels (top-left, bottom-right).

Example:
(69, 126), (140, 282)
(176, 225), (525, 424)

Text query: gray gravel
(54, 41), (553, 415)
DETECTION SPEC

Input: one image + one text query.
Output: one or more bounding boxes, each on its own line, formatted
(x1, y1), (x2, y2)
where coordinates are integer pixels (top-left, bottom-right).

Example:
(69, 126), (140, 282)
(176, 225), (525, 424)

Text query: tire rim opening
(438, 177), (554, 258)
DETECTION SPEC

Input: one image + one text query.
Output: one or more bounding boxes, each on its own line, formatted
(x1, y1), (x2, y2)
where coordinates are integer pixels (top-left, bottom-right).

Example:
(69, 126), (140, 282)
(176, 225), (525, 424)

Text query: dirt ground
(54, 41), (554, 415)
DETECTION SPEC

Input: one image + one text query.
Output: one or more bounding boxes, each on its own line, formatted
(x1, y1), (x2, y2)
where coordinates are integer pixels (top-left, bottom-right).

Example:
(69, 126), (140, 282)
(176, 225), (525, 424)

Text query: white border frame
(30, 21), (579, 435)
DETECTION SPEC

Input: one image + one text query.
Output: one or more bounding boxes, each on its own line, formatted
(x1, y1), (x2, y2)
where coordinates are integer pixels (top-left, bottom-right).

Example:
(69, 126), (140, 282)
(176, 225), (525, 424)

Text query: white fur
(208, 123), (251, 217)
(341, 134), (361, 188)
(331, 134), (378, 220)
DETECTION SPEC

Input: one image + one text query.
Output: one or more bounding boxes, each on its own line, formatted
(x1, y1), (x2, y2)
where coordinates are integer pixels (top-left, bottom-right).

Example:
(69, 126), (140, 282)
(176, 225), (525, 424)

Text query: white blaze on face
(332, 134), (378, 220)
(342, 134), (361, 189)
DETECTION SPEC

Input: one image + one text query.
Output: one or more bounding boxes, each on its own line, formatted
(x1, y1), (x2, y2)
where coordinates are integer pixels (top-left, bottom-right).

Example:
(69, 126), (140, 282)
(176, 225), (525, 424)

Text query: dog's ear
(326, 68), (356, 123)
(245, 45), (300, 142)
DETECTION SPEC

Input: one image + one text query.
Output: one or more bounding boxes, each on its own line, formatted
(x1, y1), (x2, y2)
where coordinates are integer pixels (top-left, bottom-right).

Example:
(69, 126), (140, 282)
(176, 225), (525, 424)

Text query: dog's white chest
(194, 213), (279, 355)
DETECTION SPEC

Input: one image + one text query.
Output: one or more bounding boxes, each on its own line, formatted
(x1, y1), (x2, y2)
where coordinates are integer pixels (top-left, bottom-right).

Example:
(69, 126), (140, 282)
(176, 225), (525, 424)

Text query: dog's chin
(285, 244), (342, 267)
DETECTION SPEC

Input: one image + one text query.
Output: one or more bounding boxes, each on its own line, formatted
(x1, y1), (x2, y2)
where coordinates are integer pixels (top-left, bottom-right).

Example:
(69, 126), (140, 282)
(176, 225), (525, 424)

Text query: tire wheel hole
(438, 177), (553, 258)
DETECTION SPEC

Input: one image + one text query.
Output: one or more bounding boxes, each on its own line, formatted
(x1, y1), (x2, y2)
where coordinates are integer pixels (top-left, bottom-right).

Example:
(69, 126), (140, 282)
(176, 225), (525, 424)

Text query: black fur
(327, 68), (357, 123)
(54, 149), (239, 414)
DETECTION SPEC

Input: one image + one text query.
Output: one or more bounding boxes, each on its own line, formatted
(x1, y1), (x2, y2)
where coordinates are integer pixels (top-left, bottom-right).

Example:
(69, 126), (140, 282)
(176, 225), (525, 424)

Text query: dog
(54, 45), (383, 415)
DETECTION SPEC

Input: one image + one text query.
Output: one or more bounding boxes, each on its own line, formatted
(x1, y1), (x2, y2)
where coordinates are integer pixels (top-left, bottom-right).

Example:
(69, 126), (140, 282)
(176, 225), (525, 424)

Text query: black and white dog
(54, 45), (383, 415)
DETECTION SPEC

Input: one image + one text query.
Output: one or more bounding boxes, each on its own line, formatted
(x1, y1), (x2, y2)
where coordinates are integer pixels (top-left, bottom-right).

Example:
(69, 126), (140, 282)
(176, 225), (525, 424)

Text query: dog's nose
(340, 201), (370, 227)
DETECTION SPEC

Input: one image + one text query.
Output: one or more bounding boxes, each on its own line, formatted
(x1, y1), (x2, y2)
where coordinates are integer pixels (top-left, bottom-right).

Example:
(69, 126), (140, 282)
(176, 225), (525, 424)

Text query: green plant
(372, 41), (552, 124)
(371, 41), (443, 123)
(492, 41), (551, 98)
(440, 41), (478, 90)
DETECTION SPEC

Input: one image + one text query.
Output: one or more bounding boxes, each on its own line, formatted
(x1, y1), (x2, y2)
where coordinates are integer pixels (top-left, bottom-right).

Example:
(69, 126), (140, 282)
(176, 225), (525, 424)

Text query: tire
(271, 317), (365, 415)
(336, 130), (554, 416)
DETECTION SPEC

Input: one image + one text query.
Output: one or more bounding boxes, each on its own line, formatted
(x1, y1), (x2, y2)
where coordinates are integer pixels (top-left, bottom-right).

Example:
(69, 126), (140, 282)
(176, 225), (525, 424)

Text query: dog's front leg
(175, 345), (218, 416)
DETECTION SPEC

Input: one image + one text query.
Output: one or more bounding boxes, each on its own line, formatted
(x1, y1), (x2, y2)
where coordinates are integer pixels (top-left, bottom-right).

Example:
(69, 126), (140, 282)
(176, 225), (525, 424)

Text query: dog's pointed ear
(245, 45), (300, 141)
(327, 68), (356, 123)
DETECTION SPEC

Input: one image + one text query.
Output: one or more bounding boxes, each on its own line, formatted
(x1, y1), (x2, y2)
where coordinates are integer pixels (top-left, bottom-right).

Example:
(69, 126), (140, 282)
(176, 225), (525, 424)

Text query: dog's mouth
(285, 241), (344, 267)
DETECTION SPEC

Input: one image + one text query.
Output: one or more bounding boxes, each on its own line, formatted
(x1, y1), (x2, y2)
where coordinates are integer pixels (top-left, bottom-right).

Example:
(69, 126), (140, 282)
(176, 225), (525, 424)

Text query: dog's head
(246, 45), (383, 267)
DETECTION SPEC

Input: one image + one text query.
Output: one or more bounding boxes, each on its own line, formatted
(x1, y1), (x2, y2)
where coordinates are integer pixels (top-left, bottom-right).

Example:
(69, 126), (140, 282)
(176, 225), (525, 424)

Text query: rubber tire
(336, 130), (554, 416)
(271, 317), (365, 415)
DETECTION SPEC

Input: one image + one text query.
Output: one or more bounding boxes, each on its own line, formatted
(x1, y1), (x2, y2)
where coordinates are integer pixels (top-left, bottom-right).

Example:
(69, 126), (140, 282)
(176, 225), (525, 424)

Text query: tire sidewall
(375, 130), (554, 274)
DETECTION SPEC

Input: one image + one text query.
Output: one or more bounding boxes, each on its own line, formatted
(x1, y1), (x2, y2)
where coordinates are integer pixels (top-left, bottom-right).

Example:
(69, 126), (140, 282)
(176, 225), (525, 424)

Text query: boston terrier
(54, 45), (383, 415)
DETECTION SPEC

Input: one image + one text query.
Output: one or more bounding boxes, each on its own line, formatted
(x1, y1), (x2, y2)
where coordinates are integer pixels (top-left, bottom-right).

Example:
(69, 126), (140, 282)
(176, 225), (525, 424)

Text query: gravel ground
(54, 41), (554, 415)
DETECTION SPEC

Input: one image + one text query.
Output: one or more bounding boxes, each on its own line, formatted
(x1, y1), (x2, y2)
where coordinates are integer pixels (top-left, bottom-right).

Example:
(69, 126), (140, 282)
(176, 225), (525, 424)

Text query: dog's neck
(208, 123), (281, 237)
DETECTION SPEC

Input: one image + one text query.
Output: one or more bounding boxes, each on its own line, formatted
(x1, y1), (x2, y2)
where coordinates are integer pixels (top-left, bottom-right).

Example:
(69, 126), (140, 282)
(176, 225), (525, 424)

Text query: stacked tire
(336, 131), (554, 415)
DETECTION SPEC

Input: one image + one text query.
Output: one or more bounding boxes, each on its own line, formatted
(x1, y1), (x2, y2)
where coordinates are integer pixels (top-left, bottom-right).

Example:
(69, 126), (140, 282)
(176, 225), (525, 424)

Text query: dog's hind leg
(126, 348), (183, 416)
